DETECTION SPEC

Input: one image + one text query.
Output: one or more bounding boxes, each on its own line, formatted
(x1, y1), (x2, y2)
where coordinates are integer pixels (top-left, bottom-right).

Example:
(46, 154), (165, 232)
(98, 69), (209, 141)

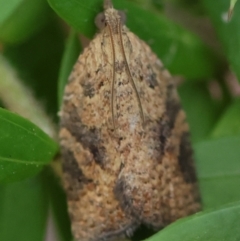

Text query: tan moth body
(59, 1), (201, 241)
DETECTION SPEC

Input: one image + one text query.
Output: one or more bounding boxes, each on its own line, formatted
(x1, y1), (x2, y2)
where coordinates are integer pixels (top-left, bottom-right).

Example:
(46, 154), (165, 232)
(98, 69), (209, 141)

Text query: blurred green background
(0, 0), (240, 241)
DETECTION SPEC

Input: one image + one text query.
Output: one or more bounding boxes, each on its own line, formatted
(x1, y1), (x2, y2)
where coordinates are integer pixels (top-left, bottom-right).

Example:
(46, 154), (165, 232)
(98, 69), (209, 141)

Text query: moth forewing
(59, 1), (201, 241)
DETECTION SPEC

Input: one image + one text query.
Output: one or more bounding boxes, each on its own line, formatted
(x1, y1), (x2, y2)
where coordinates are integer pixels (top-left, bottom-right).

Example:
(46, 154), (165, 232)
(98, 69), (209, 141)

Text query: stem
(228, 0), (238, 20)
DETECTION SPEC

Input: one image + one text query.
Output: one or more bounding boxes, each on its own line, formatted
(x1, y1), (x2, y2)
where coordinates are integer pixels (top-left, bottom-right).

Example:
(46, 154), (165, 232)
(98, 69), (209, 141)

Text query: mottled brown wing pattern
(60, 33), (139, 241)
(59, 2), (200, 241)
(113, 31), (200, 229)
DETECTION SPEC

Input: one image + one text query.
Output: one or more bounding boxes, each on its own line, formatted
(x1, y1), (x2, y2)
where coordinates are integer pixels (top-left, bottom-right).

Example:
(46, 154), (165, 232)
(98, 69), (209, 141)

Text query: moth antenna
(107, 24), (117, 130)
(117, 22), (145, 126)
(104, 0), (113, 9)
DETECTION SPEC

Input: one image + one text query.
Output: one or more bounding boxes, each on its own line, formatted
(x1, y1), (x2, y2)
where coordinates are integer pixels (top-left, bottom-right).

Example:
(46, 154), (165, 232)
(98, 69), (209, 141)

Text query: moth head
(95, 9), (126, 30)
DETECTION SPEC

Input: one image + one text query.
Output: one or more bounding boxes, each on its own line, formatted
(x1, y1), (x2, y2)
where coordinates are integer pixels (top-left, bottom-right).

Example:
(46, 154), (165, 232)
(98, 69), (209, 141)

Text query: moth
(59, 1), (201, 241)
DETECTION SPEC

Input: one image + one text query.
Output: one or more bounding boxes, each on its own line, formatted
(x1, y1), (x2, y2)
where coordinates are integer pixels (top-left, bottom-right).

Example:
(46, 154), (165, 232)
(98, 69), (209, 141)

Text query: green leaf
(0, 0), (49, 44)
(58, 29), (82, 108)
(47, 0), (216, 79)
(178, 82), (220, 143)
(116, 1), (216, 79)
(147, 202), (240, 241)
(203, 0), (240, 82)
(0, 108), (58, 183)
(151, 0), (164, 11)
(194, 136), (240, 209)
(0, 174), (48, 241)
(211, 98), (240, 138)
(47, 0), (102, 38)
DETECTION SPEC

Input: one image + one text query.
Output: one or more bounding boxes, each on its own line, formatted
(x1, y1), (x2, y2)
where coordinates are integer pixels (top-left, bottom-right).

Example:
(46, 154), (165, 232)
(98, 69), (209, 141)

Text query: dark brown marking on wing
(178, 132), (197, 183)
(114, 178), (141, 222)
(61, 147), (92, 200)
(158, 117), (171, 154)
(146, 64), (158, 89)
(61, 109), (106, 168)
(159, 85), (181, 153)
(80, 80), (95, 98)
(148, 73), (158, 89)
(166, 100), (181, 129)
(165, 83), (181, 130)
(115, 60), (126, 73)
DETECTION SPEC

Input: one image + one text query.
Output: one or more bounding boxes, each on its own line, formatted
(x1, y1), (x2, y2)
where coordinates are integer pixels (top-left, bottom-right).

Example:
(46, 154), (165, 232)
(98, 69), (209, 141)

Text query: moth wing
(113, 32), (201, 228)
(59, 33), (138, 241)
